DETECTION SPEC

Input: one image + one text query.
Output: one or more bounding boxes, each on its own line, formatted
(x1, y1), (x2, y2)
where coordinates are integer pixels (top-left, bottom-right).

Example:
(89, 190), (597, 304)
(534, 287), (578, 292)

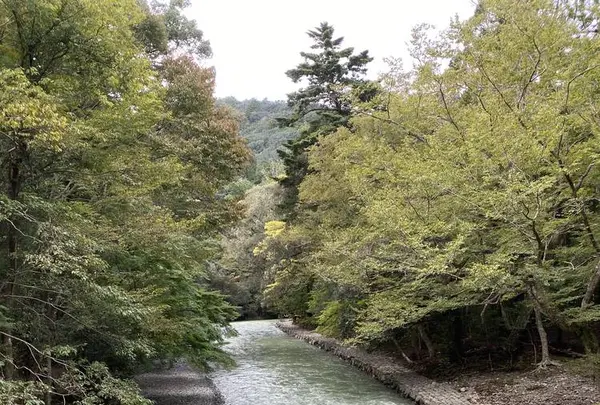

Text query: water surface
(211, 320), (413, 405)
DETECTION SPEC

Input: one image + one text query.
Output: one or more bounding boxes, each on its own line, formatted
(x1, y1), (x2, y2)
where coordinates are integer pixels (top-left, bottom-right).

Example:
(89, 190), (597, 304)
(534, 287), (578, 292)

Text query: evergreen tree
(278, 22), (374, 202)
(258, 0), (600, 371)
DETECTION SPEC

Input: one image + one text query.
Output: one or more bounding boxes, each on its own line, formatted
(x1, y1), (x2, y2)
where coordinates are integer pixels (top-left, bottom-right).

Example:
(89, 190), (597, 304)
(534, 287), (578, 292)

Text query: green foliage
(278, 22), (374, 202)
(315, 300), (357, 339)
(214, 182), (284, 319)
(284, 22), (373, 122)
(219, 97), (298, 181)
(136, 0), (212, 59)
(0, 0), (250, 402)
(71, 362), (152, 405)
(263, 266), (313, 317)
(259, 0), (600, 367)
(0, 380), (47, 405)
(566, 353), (600, 380)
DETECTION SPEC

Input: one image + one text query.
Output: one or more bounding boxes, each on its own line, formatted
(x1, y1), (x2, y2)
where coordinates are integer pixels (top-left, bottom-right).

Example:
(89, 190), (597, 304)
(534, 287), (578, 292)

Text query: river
(211, 320), (413, 405)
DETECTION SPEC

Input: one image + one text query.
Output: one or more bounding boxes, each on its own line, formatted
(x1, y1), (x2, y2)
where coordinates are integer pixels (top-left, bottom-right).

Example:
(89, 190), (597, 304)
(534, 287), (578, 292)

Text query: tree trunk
(451, 311), (464, 362)
(3, 334), (14, 379)
(582, 257), (600, 309)
(580, 327), (600, 354)
(527, 274), (559, 368)
(391, 337), (414, 364)
(45, 356), (52, 405)
(3, 144), (23, 380)
(533, 301), (551, 366)
(418, 324), (435, 358)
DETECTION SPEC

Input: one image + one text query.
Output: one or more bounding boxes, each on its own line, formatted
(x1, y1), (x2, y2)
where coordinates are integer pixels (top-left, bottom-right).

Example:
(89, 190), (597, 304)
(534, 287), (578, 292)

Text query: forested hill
(219, 98), (299, 164)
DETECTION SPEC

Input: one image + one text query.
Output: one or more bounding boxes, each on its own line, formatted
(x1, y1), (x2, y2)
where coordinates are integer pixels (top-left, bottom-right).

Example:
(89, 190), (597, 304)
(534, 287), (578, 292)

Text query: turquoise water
(211, 320), (413, 405)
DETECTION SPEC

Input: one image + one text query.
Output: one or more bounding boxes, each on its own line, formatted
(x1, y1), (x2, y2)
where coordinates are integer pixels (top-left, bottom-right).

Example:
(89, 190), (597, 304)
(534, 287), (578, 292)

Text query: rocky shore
(276, 319), (475, 405)
(135, 362), (224, 405)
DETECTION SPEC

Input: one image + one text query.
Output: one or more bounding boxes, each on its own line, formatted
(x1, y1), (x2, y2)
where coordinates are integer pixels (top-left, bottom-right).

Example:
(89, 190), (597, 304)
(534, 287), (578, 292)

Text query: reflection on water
(211, 320), (413, 405)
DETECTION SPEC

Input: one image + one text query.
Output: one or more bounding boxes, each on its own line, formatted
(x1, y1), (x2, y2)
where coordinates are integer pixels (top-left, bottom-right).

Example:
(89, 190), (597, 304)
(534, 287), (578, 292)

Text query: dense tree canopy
(0, 0), (250, 403)
(256, 0), (600, 371)
(4, 0), (600, 402)
(219, 98), (297, 171)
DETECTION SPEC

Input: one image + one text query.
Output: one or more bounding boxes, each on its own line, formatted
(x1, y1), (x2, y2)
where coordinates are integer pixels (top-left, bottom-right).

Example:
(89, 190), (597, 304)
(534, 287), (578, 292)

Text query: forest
(0, 0), (251, 403)
(239, 0), (600, 375)
(2, 0), (600, 404)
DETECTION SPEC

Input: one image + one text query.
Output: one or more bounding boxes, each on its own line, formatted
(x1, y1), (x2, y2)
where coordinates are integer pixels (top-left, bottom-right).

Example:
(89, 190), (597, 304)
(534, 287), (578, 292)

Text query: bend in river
(211, 320), (413, 405)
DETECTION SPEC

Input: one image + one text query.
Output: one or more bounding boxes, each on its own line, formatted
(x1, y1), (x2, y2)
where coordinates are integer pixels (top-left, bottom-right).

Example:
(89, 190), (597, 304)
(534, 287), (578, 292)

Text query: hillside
(220, 97), (299, 164)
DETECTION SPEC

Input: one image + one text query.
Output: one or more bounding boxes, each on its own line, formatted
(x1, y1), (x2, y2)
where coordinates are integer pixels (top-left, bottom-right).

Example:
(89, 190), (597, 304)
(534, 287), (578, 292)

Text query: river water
(211, 320), (413, 405)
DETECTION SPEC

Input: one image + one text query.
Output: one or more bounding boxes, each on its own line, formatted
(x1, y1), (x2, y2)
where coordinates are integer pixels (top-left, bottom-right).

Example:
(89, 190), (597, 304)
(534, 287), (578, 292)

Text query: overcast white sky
(187, 1), (476, 101)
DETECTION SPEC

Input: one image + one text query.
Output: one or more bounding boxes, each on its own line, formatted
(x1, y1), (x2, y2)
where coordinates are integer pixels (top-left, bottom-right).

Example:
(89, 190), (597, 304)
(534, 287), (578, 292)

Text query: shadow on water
(211, 320), (413, 405)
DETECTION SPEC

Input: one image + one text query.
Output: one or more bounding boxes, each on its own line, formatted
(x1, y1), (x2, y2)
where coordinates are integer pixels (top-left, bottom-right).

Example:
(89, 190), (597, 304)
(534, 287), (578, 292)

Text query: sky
(187, 0), (477, 101)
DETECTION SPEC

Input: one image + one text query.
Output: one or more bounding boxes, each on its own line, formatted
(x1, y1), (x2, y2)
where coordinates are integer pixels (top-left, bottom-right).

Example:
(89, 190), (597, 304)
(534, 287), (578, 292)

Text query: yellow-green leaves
(253, 220), (287, 256)
(267, 0), (600, 348)
(0, 69), (65, 149)
(265, 220), (286, 237)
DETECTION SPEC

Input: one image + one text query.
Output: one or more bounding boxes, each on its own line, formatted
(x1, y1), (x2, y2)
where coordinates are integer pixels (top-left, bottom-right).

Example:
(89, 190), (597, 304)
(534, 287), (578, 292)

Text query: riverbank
(449, 369), (599, 405)
(276, 320), (474, 405)
(135, 362), (224, 405)
(277, 320), (600, 405)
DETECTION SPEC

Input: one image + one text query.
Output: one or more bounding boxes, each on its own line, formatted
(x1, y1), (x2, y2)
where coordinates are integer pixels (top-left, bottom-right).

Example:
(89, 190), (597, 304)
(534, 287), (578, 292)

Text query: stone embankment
(135, 362), (224, 405)
(277, 320), (479, 405)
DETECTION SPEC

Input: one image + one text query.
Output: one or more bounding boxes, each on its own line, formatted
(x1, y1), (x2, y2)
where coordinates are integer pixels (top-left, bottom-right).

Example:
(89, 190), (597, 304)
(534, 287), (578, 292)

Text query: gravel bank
(135, 363), (224, 405)
(451, 369), (600, 405)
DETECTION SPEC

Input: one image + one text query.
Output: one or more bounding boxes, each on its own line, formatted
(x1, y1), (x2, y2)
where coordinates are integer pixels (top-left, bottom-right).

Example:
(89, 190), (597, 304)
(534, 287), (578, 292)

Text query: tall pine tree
(278, 22), (374, 206)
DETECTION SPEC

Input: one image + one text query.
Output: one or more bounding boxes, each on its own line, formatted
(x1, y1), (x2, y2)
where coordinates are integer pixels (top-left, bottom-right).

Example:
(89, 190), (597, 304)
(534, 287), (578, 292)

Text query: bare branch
(575, 163), (595, 192)
(517, 36), (543, 110)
